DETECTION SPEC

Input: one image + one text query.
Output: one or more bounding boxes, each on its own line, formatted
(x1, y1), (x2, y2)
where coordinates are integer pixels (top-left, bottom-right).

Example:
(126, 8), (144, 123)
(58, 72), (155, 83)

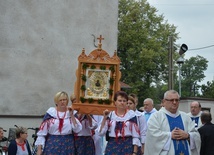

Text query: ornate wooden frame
(72, 35), (121, 115)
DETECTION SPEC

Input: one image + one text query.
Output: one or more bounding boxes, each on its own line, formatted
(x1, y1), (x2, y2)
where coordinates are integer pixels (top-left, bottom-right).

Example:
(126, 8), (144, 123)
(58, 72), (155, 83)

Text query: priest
(144, 90), (201, 155)
(187, 101), (202, 129)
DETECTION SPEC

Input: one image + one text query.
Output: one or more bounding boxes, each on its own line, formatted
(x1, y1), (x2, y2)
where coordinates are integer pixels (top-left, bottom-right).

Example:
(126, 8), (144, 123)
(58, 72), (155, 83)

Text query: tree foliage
(201, 80), (214, 98)
(174, 55), (208, 97)
(118, 0), (178, 106)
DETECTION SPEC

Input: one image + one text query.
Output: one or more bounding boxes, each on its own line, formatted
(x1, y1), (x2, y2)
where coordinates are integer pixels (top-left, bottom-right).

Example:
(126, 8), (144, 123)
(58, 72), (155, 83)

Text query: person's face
(127, 99), (135, 111)
(20, 131), (28, 140)
(190, 102), (201, 116)
(115, 95), (127, 110)
(72, 98), (77, 103)
(57, 95), (68, 109)
(164, 93), (180, 114)
(0, 129), (3, 140)
(144, 100), (153, 113)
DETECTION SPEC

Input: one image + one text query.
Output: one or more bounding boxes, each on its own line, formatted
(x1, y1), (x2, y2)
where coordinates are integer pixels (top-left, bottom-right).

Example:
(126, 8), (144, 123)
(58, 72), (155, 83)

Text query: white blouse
(16, 144), (28, 155)
(35, 107), (82, 147)
(98, 110), (140, 146)
(73, 111), (98, 136)
(135, 110), (147, 144)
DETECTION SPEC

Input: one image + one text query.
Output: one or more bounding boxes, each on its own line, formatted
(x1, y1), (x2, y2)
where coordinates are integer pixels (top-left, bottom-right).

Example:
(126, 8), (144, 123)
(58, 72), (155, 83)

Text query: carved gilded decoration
(72, 35), (121, 115)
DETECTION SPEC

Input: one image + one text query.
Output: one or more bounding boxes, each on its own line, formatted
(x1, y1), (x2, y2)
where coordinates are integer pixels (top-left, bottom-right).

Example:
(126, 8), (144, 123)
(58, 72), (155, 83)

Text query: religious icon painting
(72, 35), (121, 115)
(85, 69), (111, 99)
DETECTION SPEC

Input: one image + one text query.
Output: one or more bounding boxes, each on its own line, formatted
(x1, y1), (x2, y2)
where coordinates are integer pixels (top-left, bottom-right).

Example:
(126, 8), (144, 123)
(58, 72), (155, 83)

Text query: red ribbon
(57, 111), (66, 133)
(59, 118), (64, 133)
(16, 141), (26, 151)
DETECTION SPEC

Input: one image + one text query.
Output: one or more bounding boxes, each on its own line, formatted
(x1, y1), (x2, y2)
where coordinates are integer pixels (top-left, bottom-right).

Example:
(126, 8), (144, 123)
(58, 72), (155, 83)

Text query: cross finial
(97, 35), (104, 44)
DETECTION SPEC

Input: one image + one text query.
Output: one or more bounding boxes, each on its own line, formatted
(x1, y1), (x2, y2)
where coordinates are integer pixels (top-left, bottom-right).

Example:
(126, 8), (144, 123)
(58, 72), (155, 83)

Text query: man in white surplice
(187, 101), (203, 129)
(144, 90), (201, 155)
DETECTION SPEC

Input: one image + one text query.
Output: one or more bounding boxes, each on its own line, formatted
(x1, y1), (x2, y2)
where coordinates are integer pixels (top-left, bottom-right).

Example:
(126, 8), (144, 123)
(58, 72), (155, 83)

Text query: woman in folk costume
(70, 94), (98, 155)
(35, 91), (82, 155)
(8, 126), (32, 155)
(98, 91), (141, 155)
(127, 95), (147, 155)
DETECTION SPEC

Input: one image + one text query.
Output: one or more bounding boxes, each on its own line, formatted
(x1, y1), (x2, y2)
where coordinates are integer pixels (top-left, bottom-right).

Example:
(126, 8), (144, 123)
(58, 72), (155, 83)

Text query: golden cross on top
(97, 35), (104, 44)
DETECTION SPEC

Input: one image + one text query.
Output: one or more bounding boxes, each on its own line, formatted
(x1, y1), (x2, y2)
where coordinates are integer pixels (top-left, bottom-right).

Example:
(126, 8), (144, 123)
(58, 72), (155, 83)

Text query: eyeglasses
(165, 98), (180, 102)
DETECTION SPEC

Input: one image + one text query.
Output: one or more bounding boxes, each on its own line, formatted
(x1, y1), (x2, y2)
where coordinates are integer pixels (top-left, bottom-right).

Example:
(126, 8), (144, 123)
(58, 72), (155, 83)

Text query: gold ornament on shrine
(72, 35), (121, 115)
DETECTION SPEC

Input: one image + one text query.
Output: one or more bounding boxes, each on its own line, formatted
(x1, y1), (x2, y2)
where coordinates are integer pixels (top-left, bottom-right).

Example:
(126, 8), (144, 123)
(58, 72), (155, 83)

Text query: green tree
(174, 55), (208, 97)
(118, 0), (178, 106)
(201, 80), (214, 98)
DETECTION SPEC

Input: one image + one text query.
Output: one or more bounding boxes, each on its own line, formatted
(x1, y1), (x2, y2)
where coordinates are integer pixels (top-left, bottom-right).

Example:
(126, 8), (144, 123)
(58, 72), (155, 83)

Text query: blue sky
(147, 0), (214, 85)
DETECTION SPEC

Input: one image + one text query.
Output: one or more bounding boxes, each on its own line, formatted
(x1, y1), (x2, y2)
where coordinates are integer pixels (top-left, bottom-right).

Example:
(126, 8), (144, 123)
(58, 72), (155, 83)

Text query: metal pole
(168, 36), (173, 90)
(178, 64), (181, 97)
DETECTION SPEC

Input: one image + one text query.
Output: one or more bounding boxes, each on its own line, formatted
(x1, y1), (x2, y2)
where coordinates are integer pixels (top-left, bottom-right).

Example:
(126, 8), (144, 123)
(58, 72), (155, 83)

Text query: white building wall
(0, 0), (118, 115)
(0, 0), (118, 145)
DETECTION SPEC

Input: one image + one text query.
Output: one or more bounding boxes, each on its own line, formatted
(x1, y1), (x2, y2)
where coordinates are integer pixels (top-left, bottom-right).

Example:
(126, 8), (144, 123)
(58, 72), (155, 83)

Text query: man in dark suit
(198, 111), (214, 155)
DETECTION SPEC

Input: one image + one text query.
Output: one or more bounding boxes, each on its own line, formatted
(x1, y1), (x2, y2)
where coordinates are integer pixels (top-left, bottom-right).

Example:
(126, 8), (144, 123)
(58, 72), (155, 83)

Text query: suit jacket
(198, 122), (214, 155)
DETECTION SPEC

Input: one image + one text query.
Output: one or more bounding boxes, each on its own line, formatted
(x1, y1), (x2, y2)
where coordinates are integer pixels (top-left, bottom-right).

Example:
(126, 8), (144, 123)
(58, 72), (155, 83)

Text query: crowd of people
(1, 90), (214, 155)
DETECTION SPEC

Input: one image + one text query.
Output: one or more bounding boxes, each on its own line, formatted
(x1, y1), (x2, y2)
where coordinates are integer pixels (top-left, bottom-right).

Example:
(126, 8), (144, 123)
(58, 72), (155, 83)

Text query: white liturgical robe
(144, 107), (201, 155)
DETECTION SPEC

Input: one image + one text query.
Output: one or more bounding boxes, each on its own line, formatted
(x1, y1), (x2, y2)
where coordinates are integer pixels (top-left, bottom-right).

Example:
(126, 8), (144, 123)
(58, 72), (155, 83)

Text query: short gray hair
(144, 98), (154, 105)
(164, 90), (180, 99)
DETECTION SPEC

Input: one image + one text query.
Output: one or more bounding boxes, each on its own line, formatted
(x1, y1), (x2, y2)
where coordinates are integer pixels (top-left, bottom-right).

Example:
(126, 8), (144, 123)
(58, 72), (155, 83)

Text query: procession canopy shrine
(72, 35), (121, 115)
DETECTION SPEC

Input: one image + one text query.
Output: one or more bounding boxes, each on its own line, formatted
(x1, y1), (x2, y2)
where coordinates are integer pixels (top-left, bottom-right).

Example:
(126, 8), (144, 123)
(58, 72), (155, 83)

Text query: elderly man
(0, 127), (8, 153)
(142, 98), (157, 122)
(144, 90), (201, 155)
(0, 128), (3, 154)
(0, 127), (7, 142)
(187, 101), (202, 128)
(0, 127), (4, 141)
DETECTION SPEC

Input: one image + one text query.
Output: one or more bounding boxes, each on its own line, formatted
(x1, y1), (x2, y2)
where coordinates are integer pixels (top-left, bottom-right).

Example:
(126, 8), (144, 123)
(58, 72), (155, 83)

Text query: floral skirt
(43, 134), (75, 155)
(105, 137), (133, 155)
(74, 136), (95, 155)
